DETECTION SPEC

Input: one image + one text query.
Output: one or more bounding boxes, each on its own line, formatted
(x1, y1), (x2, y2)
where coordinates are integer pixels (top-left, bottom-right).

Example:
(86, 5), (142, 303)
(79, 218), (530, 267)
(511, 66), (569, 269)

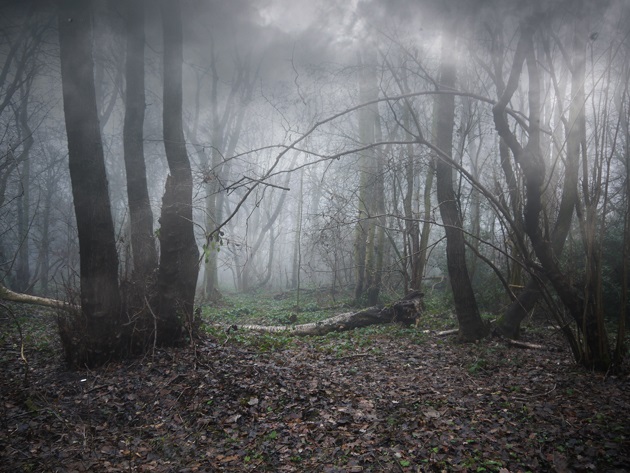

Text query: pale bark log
(221, 292), (424, 336)
(0, 283), (75, 311)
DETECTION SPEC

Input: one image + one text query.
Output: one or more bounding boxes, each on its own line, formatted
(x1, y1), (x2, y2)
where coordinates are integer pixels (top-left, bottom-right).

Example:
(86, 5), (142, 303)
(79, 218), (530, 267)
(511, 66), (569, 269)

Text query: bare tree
(155, 0), (199, 342)
(122, 0), (158, 283)
(433, 22), (488, 341)
(57, 0), (123, 366)
(492, 11), (614, 370)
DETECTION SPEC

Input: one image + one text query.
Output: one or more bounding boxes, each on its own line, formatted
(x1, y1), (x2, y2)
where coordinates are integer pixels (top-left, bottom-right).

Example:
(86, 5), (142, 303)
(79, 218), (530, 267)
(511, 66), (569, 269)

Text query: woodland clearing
(1, 294), (629, 472)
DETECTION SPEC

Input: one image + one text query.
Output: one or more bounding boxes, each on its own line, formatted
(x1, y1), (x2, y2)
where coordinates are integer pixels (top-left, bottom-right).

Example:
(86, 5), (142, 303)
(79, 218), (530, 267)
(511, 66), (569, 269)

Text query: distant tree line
(0, 0), (628, 371)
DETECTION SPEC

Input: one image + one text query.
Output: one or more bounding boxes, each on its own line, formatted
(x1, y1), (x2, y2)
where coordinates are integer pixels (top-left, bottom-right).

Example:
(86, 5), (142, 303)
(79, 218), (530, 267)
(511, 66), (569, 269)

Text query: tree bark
(14, 85), (33, 293)
(354, 50), (380, 304)
(58, 0), (122, 366)
(497, 17), (584, 338)
(156, 0), (199, 343)
(367, 107), (386, 305)
(123, 0), (158, 283)
(434, 32), (487, 341)
(492, 21), (610, 370)
(291, 169), (304, 290)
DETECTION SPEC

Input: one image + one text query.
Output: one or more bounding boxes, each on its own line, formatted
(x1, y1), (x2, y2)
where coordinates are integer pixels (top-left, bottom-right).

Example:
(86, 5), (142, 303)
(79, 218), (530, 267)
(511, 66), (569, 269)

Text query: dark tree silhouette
(58, 0), (123, 366)
(123, 0), (158, 283)
(155, 0), (199, 343)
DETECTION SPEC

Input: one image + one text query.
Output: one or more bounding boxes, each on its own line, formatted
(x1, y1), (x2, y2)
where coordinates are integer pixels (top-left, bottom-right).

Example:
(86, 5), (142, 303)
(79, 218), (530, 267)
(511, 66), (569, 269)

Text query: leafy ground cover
(1, 294), (629, 472)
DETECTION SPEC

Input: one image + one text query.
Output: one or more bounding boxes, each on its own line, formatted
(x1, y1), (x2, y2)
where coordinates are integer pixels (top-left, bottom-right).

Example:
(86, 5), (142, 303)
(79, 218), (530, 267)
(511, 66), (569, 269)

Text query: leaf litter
(1, 313), (629, 472)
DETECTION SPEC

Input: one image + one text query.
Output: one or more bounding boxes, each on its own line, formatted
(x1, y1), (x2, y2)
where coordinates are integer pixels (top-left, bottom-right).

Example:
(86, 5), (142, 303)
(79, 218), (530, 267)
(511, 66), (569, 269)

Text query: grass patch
(201, 290), (351, 326)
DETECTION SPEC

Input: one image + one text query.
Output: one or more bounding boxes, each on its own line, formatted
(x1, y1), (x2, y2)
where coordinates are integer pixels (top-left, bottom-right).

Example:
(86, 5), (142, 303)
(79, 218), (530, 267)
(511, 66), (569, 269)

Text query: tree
(13, 80), (34, 293)
(353, 49), (384, 304)
(54, 0), (201, 366)
(122, 0), (158, 284)
(492, 12), (613, 370)
(0, 3), (50, 290)
(155, 0), (199, 342)
(57, 0), (123, 366)
(433, 21), (488, 341)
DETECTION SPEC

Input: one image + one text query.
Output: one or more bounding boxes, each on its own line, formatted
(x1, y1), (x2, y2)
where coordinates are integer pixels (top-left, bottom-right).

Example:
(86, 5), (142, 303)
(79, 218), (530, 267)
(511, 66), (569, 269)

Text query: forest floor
(1, 293), (629, 472)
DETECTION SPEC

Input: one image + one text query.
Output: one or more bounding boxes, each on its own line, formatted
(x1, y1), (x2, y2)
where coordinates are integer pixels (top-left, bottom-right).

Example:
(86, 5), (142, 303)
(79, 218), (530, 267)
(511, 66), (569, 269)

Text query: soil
(1, 311), (629, 472)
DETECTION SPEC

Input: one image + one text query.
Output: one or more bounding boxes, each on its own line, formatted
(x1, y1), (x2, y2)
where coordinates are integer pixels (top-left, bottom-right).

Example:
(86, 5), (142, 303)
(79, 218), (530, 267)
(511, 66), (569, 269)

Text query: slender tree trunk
(291, 169), (304, 289)
(12, 79), (34, 293)
(15, 101), (32, 293)
(204, 54), (224, 299)
(434, 33), (487, 341)
(367, 110), (386, 305)
(58, 0), (122, 366)
(497, 14), (587, 339)
(354, 50), (379, 304)
(156, 0), (199, 343)
(38, 178), (52, 295)
(123, 0), (158, 284)
(417, 160), (434, 289)
(493, 21), (610, 370)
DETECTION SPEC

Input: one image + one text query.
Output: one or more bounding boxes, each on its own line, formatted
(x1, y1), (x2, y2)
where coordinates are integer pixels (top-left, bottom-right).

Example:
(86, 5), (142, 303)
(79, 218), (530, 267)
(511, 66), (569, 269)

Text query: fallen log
(507, 339), (544, 350)
(0, 283), (75, 311)
(219, 291), (424, 336)
(435, 328), (459, 337)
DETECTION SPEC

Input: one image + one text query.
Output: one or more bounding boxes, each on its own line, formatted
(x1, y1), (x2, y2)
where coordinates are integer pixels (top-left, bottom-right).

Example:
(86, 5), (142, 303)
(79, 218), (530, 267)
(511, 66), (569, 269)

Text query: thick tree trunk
(123, 0), (158, 283)
(58, 0), (122, 366)
(156, 0), (199, 344)
(434, 34), (487, 342)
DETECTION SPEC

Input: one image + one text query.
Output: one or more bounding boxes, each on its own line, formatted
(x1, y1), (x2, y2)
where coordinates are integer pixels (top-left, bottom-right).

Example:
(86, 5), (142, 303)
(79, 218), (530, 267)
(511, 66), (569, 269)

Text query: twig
(144, 296), (158, 360)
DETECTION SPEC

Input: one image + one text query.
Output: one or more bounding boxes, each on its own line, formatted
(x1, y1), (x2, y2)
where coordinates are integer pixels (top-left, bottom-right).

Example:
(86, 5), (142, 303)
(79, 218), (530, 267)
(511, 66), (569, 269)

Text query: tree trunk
(58, 0), (122, 366)
(417, 160), (434, 290)
(123, 0), (158, 283)
(156, 0), (199, 344)
(366, 109), (386, 305)
(291, 169), (304, 290)
(434, 33), (487, 342)
(497, 18), (583, 338)
(354, 50), (379, 304)
(15, 89), (33, 293)
(492, 22), (610, 370)
(38, 177), (52, 296)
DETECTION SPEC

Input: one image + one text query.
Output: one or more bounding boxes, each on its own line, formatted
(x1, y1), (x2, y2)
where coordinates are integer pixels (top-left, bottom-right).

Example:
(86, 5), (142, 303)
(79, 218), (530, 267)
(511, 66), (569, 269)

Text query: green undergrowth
(201, 290), (461, 355)
(0, 304), (59, 358)
(201, 289), (352, 326)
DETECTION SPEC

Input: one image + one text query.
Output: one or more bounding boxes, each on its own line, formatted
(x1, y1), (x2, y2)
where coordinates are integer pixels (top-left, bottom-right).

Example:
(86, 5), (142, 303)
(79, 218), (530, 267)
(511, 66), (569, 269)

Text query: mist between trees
(0, 0), (628, 371)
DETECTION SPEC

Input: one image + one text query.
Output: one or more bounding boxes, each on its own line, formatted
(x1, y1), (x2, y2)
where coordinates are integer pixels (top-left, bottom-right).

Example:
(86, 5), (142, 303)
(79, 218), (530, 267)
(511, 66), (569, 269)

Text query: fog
(1, 0), (629, 310)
